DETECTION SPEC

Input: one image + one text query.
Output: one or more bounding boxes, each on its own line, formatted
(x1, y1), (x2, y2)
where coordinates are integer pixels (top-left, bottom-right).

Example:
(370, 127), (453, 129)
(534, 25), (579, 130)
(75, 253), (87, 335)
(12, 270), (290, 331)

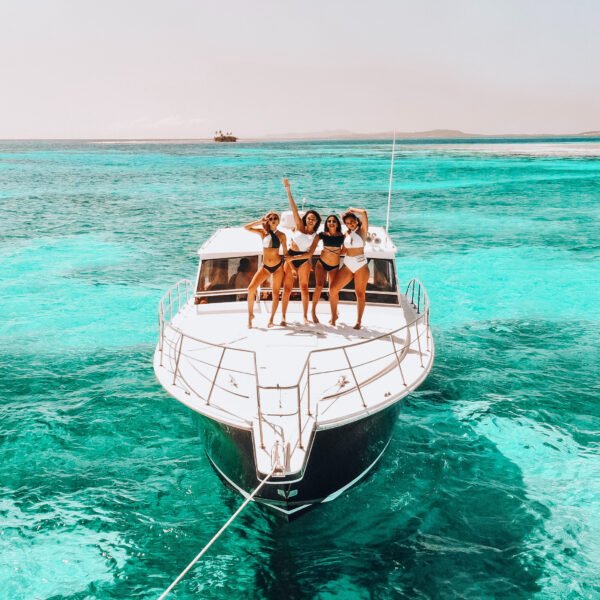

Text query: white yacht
(153, 212), (434, 518)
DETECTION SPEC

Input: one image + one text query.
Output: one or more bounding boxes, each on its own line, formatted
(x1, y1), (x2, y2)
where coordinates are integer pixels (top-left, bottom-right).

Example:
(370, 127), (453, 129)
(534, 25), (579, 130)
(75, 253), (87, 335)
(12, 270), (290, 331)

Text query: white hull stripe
(207, 438), (391, 514)
(321, 438), (392, 503)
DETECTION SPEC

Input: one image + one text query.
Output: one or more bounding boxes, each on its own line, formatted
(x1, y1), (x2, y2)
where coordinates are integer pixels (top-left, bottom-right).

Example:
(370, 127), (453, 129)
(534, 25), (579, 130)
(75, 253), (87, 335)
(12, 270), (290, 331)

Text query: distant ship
(214, 130), (237, 142)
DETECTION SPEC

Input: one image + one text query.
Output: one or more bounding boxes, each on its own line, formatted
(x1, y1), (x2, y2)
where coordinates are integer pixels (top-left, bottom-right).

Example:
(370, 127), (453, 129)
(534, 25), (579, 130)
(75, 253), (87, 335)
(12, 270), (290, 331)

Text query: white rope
(385, 130), (396, 233)
(158, 465), (277, 600)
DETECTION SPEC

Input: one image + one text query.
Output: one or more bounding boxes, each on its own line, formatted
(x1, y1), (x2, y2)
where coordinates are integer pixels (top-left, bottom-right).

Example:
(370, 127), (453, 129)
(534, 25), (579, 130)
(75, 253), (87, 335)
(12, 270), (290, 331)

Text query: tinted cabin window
(339, 258), (399, 304)
(196, 256), (259, 303)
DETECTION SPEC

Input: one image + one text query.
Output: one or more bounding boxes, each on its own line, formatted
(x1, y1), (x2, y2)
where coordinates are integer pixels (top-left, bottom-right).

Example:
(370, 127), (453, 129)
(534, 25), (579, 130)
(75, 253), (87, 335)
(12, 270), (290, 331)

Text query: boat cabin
(194, 213), (400, 305)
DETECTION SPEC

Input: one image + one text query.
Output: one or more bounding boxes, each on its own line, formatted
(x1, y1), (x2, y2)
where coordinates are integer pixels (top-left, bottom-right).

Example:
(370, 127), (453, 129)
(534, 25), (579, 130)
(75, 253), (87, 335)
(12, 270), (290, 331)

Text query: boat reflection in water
(153, 211), (434, 518)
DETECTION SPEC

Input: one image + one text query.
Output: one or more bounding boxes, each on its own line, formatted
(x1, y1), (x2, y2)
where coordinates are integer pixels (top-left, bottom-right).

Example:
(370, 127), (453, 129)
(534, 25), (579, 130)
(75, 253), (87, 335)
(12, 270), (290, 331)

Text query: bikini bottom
(264, 260), (284, 273)
(288, 249), (308, 269)
(344, 254), (368, 274)
(319, 257), (339, 272)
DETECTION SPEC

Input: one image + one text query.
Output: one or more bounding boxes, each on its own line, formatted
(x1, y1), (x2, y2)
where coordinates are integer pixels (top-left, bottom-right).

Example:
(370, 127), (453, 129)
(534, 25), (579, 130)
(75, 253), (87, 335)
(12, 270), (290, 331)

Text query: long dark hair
(323, 214), (342, 234)
(302, 209), (322, 231)
(342, 211), (361, 230)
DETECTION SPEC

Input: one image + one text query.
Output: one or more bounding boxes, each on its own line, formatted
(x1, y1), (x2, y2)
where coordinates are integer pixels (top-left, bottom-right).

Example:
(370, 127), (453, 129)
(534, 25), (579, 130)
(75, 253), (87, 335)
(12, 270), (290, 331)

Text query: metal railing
(158, 277), (431, 472)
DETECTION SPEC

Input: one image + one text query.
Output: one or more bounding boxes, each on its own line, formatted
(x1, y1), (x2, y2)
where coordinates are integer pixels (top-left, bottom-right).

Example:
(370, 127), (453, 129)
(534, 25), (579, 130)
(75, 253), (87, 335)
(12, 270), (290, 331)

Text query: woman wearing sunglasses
(281, 178), (321, 325)
(310, 214), (345, 323)
(329, 208), (369, 329)
(244, 211), (288, 328)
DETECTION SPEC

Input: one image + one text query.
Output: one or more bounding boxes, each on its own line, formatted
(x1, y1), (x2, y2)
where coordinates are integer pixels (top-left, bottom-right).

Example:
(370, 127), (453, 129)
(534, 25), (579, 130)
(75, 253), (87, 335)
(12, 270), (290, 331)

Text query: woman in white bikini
(244, 211), (288, 328)
(281, 178), (321, 325)
(328, 207), (369, 329)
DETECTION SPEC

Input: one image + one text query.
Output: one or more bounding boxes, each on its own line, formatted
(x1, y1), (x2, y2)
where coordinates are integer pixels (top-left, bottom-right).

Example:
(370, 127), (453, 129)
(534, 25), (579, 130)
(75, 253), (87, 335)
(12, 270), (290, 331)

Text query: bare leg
(298, 261), (312, 323)
(312, 261), (326, 323)
(328, 266), (353, 326)
(280, 264), (295, 326)
(247, 268), (269, 328)
(353, 265), (369, 329)
(269, 267), (285, 326)
(327, 267), (338, 296)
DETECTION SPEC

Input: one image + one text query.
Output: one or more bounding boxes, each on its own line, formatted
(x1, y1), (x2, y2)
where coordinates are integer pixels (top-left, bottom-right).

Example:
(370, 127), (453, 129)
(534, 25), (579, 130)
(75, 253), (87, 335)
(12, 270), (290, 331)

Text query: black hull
(194, 402), (402, 517)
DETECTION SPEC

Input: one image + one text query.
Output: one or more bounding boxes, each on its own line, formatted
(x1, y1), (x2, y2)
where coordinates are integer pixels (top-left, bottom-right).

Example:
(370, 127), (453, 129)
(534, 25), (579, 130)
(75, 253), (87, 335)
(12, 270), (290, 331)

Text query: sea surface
(0, 138), (599, 599)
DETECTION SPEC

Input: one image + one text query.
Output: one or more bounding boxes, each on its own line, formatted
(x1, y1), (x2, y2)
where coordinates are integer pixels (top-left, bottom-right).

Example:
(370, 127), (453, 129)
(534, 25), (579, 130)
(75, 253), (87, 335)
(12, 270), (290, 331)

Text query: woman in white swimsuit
(244, 211), (288, 328)
(281, 178), (321, 325)
(329, 207), (369, 329)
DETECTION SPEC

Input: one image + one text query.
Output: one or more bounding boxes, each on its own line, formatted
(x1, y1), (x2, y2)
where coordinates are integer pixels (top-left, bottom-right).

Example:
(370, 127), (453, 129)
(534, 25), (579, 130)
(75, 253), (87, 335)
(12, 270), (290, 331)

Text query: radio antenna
(385, 130), (396, 233)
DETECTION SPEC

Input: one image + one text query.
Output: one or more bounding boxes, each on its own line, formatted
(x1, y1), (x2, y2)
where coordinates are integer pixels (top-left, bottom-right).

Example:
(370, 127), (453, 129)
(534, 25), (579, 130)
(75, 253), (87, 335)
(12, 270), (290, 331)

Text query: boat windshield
(196, 256), (259, 303)
(195, 256), (398, 304)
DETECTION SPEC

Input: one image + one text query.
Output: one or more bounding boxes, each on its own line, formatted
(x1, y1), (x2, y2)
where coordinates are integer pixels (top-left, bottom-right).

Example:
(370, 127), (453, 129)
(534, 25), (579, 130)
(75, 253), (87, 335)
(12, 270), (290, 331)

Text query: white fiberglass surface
(159, 297), (432, 425)
(172, 300), (410, 385)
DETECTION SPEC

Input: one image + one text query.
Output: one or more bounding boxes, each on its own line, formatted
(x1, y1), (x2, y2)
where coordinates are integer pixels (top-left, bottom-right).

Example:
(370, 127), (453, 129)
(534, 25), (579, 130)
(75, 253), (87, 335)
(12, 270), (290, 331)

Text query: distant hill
(258, 129), (600, 141)
(261, 129), (474, 140)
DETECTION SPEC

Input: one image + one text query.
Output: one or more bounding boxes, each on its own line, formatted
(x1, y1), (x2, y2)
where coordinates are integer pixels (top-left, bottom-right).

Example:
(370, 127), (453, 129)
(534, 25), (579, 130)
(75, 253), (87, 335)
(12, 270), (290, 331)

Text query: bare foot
(304, 316), (310, 325)
(353, 322), (361, 330)
(312, 312), (320, 324)
(247, 313), (254, 328)
(268, 320), (275, 328)
(280, 320), (287, 326)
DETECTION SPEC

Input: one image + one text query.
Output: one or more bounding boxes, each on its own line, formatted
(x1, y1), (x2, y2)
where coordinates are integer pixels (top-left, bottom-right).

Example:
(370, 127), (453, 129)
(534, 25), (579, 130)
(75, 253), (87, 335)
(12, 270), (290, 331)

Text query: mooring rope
(158, 465), (277, 600)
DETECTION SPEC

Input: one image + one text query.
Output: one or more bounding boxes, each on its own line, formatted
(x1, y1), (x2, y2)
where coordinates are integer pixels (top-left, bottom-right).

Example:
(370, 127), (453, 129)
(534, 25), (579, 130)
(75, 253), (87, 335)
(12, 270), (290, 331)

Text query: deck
(154, 282), (433, 477)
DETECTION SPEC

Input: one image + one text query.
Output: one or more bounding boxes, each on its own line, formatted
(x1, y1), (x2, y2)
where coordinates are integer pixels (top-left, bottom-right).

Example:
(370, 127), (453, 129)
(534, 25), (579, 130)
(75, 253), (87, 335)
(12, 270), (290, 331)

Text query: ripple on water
(0, 140), (599, 599)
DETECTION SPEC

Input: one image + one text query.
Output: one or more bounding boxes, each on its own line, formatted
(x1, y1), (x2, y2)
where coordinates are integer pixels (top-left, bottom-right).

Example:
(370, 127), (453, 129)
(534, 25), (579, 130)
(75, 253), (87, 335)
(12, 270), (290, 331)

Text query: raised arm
(348, 207), (368, 241)
(244, 217), (267, 236)
(282, 178), (305, 232)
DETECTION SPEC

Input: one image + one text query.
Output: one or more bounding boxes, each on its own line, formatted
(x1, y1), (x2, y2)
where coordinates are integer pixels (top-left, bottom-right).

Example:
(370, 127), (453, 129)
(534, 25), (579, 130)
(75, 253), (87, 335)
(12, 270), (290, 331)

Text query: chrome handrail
(405, 278), (430, 315)
(157, 277), (432, 471)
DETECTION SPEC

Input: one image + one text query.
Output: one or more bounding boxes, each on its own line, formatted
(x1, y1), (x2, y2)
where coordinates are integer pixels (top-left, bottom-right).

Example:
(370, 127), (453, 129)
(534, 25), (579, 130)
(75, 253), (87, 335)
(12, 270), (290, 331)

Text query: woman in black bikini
(310, 214), (344, 323)
(244, 212), (288, 328)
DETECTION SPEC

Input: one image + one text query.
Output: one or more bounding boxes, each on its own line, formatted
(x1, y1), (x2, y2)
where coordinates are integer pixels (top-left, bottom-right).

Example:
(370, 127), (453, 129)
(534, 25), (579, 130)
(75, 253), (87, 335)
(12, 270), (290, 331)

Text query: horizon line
(1, 129), (600, 143)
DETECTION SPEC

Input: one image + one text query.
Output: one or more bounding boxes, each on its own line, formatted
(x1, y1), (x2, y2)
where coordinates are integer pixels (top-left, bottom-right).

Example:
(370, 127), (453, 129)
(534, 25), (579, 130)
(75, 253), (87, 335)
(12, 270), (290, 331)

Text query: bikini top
(319, 232), (345, 247)
(344, 230), (365, 249)
(291, 230), (316, 252)
(262, 231), (281, 249)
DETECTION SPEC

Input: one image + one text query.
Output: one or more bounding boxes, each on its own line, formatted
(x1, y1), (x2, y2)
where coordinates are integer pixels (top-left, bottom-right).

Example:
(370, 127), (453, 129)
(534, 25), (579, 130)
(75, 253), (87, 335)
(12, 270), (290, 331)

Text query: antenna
(385, 130), (396, 233)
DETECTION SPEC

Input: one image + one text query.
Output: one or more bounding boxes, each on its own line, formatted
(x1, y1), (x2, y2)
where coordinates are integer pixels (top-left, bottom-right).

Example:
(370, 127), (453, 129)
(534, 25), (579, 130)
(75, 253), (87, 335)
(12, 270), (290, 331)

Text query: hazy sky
(0, 0), (598, 138)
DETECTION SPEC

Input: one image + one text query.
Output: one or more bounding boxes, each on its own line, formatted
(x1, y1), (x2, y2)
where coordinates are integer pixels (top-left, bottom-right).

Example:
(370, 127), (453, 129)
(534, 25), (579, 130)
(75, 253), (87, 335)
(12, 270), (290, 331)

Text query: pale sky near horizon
(0, 0), (598, 138)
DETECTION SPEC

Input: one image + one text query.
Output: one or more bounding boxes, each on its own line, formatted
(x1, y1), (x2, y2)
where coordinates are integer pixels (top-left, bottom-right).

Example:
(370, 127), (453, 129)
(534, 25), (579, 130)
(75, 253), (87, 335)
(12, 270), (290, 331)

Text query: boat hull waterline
(195, 401), (402, 517)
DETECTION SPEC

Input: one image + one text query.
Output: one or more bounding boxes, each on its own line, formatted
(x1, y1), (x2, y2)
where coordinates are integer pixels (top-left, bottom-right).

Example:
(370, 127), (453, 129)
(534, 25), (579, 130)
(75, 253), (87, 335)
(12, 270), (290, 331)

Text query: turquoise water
(1, 139), (599, 599)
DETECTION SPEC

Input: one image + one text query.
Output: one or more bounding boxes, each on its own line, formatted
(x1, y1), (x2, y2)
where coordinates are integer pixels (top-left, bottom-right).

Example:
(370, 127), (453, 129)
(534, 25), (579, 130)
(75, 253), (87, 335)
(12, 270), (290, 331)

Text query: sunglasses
(267, 216), (279, 221)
